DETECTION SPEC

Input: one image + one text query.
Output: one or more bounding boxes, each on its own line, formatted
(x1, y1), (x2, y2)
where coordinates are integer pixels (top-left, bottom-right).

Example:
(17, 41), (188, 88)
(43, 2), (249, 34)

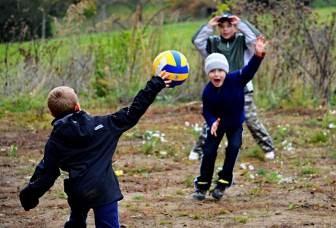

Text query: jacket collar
(51, 111), (84, 126)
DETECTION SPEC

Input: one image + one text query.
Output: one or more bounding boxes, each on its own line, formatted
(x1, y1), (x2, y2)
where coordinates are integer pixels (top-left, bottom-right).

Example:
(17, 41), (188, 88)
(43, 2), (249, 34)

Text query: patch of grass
(303, 118), (322, 128)
(126, 166), (153, 176)
(159, 220), (172, 225)
(257, 168), (282, 184)
(321, 113), (336, 129)
(330, 150), (336, 159)
(288, 203), (299, 210)
(273, 125), (290, 144)
(55, 190), (67, 199)
(300, 166), (319, 176)
(243, 146), (264, 161)
(183, 175), (195, 188)
(132, 194), (145, 201)
(0, 95), (45, 114)
(7, 144), (18, 157)
(175, 189), (185, 196)
(308, 131), (329, 144)
(248, 187), (264, 197)
(233, 215), (249, 224)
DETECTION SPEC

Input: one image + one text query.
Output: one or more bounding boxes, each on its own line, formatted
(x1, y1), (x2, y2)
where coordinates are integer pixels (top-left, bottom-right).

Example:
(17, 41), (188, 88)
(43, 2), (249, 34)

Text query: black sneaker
(192, 190), (206, 201)
(211, 187), (225, 200)
(211, 179), (229, 200)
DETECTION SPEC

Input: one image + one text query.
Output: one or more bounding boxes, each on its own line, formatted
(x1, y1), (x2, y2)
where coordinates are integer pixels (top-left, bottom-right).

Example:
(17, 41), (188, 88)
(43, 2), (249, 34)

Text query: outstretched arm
(234, 36), (267, 84)
(108, 72), (171, 133)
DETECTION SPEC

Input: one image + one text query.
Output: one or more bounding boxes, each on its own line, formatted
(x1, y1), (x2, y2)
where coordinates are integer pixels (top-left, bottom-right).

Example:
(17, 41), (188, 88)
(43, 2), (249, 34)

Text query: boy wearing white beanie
(192, 36), (266, 201)
(190, 13), (275, 161)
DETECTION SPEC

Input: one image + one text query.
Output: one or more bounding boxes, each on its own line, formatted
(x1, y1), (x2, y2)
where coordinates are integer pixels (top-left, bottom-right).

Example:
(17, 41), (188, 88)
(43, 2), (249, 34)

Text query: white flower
(240, 163), (247, 170)
(328, 123), (336, 129)
(248, 164), (254, 171)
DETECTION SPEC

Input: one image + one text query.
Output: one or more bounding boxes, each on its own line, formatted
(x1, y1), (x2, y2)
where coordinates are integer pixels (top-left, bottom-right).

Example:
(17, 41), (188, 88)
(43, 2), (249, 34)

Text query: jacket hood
(51, 111), (96, 144)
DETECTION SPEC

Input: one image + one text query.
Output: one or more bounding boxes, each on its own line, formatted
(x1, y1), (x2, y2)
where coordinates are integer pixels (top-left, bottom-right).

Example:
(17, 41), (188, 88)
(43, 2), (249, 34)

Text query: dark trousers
(64, 201), (119, 228)
(195, 125), (243, 191)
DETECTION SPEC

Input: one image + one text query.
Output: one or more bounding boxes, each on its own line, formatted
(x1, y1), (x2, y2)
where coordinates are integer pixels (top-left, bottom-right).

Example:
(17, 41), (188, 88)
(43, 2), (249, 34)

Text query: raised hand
(255, 36), (267, 57)
(208, 16), (221, 27)
(159, 71), (172, 88)
(228, 15), (240, 25)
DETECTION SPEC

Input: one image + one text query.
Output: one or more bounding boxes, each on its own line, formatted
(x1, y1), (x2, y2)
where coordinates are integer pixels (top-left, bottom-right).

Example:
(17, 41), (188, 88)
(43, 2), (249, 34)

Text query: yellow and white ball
(152, 50), (189, 87)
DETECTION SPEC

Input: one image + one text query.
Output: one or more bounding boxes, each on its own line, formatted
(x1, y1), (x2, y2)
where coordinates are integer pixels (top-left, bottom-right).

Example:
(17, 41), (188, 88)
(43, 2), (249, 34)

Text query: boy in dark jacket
(192, 36), (267, 201)
(19, 72), (172, 227)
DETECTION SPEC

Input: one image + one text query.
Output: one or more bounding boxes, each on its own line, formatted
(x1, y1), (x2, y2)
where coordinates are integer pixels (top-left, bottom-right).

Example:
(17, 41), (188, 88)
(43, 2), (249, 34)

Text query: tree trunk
(41, 10), (46, 40)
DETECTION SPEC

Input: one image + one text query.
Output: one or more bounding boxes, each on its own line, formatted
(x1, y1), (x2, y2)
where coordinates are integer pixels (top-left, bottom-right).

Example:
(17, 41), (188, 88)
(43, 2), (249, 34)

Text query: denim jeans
(195, 125), (243, 191)
(64, 201), (120, 228)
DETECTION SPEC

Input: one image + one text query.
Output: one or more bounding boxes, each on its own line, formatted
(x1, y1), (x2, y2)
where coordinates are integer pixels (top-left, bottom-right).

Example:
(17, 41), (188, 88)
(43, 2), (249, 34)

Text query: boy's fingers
(160, 71), (170, 79)
(165, 80), (172, 87)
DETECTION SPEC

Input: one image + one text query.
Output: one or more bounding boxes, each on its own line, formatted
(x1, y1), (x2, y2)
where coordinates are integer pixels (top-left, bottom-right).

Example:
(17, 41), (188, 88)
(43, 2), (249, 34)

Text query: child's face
(208, 69), (226, 87)
(218, 21), (236, 39)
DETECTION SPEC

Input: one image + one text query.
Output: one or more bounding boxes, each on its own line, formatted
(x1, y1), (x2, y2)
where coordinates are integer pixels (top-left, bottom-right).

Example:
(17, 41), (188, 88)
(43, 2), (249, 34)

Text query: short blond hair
(47, 86), (79, 118)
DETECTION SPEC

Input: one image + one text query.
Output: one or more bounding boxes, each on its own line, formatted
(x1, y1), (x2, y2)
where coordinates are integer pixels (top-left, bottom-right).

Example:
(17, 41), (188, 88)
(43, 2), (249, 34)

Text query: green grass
(1, 6), (336, 114)
(300, 166), (319, 176)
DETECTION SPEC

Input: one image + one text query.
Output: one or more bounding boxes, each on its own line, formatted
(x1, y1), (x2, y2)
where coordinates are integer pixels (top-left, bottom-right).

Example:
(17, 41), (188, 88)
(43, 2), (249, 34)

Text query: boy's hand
(159, 71), (172, 88)
(228, 15), (240, 25)
(19, 186), (39, 211)
(255, 36), (267, 57)
(211, 118), (220, 137)
(208, 16), (221, 27)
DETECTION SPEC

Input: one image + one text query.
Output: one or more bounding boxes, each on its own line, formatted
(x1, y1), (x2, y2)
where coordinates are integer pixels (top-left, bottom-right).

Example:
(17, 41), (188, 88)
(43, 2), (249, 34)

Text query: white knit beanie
(204, 53), (229, 75)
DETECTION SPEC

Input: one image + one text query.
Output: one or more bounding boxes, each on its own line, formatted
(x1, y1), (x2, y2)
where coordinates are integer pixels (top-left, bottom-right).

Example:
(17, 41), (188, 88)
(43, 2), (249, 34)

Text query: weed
(183, 175), (195, 188)
(159, 220), (172, 225)
(244, 146), (264, 161)
(175, 189), (184, 196)
(249, 187), (264, 197)
(234, 215), (248, 224)
(132, 194), (144, 201)
(7, 144), (17, 157)
(55, 191), (67, 200)
(288, 203), (299, 210)
(300, 166), (319, 176)
(257, 168), (282, 184)
(127, 167), (150, 176)
(309, 131), (329, 144)
(322, 113), (336, 129)
(141, 130), (166, 155)
(273, 125), (290, 144)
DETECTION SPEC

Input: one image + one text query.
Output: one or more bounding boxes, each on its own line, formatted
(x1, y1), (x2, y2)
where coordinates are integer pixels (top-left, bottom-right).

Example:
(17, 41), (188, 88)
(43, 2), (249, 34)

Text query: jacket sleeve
(20, 141), (60, 210)
(192, 24), (214, 58)
(203, 105), (217, 128)
(202, 89), (217, 127)
(235, 55), (264, 85)
(108, 76), (166, 133)
(237, 19), (261, 52)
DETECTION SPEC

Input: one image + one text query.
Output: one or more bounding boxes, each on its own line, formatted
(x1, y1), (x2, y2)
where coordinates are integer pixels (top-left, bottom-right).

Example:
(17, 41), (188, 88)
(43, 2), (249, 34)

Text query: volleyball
(152, 50), (189, 87)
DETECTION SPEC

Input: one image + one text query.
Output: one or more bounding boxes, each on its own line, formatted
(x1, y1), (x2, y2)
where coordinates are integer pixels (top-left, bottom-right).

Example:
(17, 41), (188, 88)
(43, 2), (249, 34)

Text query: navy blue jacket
(20, 76), (166, 209)
(202, 55), (263, 129)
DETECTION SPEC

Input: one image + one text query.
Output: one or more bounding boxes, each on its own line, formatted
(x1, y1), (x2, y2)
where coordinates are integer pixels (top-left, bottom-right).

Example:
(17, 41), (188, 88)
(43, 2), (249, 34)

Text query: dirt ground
(1, 103), (336, 227)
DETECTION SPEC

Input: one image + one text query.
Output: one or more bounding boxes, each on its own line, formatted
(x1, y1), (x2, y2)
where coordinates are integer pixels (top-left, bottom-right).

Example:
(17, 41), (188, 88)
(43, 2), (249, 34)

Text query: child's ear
(74, 103), (81, 112)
